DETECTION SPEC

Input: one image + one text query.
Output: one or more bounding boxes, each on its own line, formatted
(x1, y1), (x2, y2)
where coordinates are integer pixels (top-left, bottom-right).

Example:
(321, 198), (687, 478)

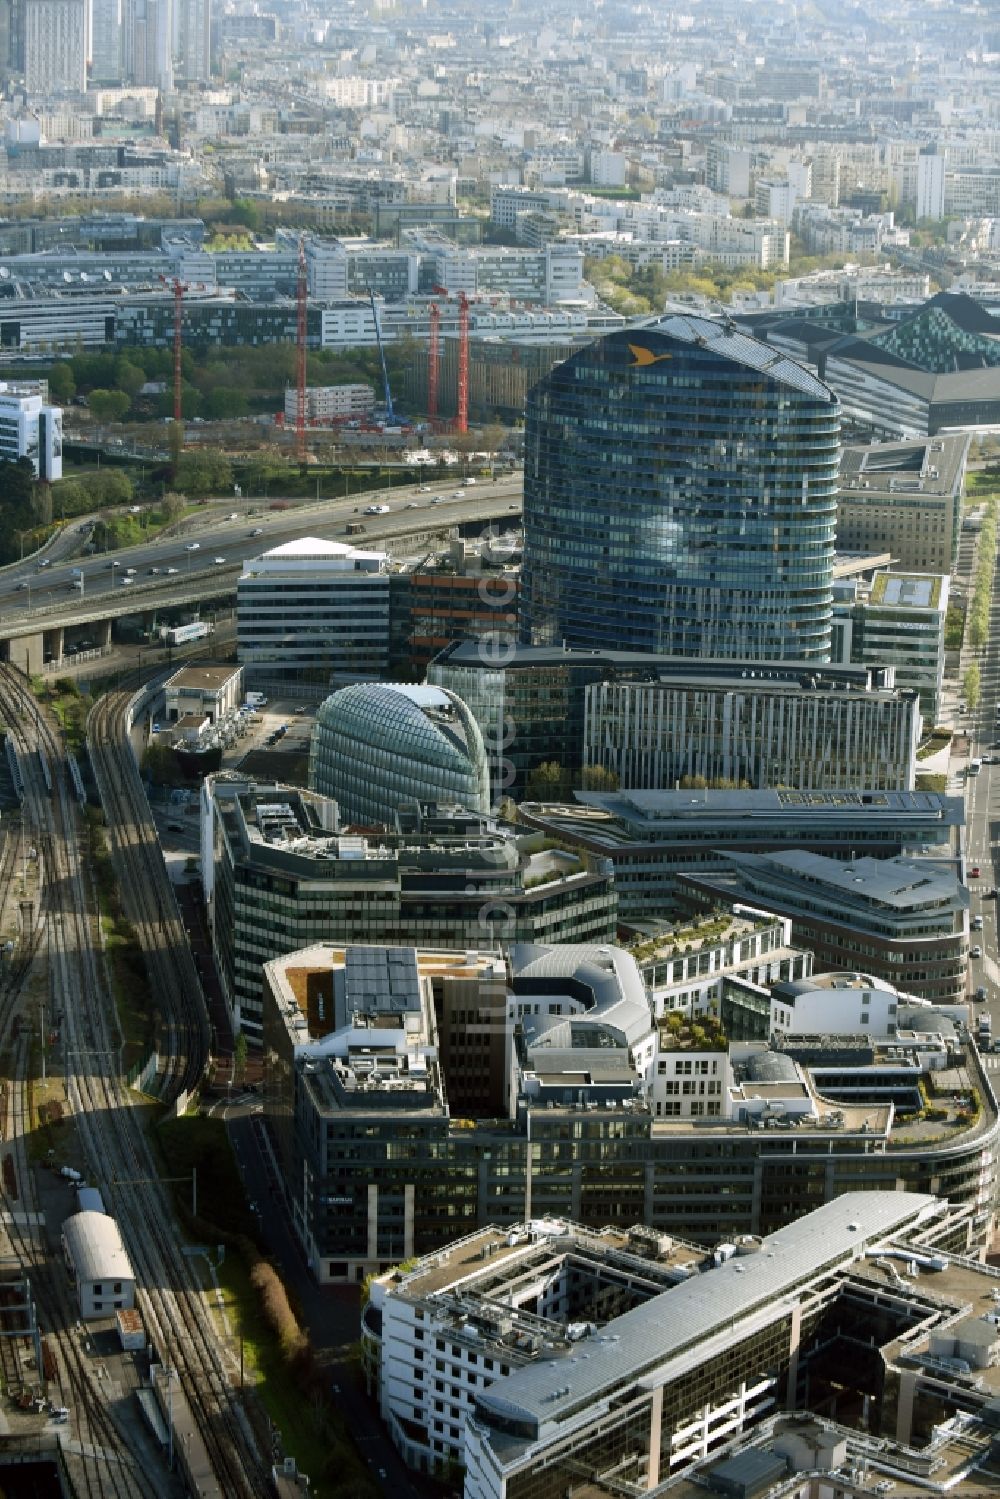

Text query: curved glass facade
(520, 316), (840, 660)
(309, 683), (491, 825)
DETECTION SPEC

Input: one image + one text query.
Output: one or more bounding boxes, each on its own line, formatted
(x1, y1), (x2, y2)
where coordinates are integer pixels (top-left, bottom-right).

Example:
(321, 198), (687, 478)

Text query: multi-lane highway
(0, 475), (523, 630)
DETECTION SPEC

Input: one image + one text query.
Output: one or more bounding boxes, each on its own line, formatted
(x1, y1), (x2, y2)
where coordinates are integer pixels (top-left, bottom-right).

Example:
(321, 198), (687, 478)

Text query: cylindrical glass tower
(520, 317), (840, 661)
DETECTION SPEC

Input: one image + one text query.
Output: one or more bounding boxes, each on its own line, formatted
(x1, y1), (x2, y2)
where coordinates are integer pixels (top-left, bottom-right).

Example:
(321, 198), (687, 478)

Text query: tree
(964, 661), (981, 710)
(233, 1031), (248, 1084)
(579, 764), (619, 792)
(88, 388), (131, 423)
(31, 484), (53, 526)
(204, 386), (249, 420)
(114, 358), (145, 400)
(47, 362), (76, 403)
(159, 491), (186, 524)
(525, 760), (573, 802)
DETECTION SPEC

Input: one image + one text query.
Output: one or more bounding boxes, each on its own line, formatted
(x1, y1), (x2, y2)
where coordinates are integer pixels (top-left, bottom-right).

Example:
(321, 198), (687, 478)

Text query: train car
(160, 621), (214, 648)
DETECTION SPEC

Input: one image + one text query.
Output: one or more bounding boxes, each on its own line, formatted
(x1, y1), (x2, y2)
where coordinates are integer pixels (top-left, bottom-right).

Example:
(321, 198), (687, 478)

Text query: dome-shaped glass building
(520, 315), (840, 661)
(309, 683), (491, 825)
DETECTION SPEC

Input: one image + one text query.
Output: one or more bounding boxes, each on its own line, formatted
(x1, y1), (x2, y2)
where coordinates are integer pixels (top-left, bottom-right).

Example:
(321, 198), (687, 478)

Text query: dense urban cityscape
(3, 0), (1000, 1497)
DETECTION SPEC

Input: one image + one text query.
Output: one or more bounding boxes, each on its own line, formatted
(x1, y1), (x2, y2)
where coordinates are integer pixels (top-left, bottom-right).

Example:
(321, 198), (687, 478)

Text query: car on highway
(148, 566), (159, 575)
(166, 567), (178, 574)
(250, 527), (264, 536)
(452, 489), (465, 498)
(418, 485), (429, 492)
(107, 560), (119, 569)
(405, 500), (419, 508)
(467, 477), (477, 485)
(37, 559), (50, 569)
(213, 556), (226, 564)
(364, 503), (390, 515)
(186, 542), (200, 551)
(17, 581), (27, 590)
(972, 945), (983, 959)
(121, 576), (134, 586)
(125, 567), (136, 575)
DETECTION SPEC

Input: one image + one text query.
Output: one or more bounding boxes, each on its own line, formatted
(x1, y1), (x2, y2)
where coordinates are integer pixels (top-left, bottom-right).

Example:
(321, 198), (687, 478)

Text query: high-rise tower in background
(127, 0), (171, 91)
(520, 317), (841, 661)
(91, 0), (123, 80)
(24, 0), (85, 91)
(175, 0), (209, 82)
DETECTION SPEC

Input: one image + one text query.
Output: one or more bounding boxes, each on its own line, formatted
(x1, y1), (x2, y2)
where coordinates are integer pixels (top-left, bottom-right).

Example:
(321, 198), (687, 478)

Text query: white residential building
(917, 153), (947, 221)
(0, 382), (62, 480)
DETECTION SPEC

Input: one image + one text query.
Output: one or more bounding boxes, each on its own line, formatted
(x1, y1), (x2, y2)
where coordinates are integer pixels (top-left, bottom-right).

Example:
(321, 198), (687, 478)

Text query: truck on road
(160, 621), (214, 647)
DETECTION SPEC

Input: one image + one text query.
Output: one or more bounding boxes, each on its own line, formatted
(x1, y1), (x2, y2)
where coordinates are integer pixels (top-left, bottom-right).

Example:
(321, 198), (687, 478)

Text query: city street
(953, 521), (1000, 1044)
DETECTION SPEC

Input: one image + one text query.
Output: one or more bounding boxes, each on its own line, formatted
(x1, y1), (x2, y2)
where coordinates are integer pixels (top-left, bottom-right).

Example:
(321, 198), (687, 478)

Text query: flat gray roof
(475, 1192), (938, 1438)
(568, 787), (962, 828)
(724, 851), (963, 911)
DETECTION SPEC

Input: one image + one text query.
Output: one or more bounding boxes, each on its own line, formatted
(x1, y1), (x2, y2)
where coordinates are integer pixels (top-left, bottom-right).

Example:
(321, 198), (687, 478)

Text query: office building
(260, 911), (996, 1279)
(429, 643), (920, 801)
(237, 538), (391, 689)
(263, 943), (509, 1278)
(518, 788), (964, 922)
(519, 316), (840, 661)
(175, 0), (209, 83)
(421, 1194), (976, 1496)
(308, 683), (491, 825)
(584, 663), (921, 794)
(833, 570), (948, 721)
(24, 0), (85, 92)
(836, 434), (968, 574)
(397, 534), (520, 679)
(162, 665), (243, 726)
(90, 0), (123, 81)
(675, 850), (968, 1003)
(748, 291), (1000, 439)
(635, 912), (812, 1020)
(264, 940), (656, 1283)
(0, 381), (61, 480)
(127, 0), (172, 91)
(203, 780), (616, 1041)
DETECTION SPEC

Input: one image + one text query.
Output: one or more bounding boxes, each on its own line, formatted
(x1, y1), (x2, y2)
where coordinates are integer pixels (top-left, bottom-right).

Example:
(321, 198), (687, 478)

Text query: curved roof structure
(62, 1211), (133, 1285)
(310, 682), (491, 826)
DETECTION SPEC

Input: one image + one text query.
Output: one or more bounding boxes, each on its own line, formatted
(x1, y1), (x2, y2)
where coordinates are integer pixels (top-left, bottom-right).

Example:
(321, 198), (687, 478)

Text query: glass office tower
(520, 316), (840, 660)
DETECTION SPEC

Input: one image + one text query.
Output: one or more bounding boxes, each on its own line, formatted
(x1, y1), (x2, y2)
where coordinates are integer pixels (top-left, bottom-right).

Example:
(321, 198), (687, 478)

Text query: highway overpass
(0, 479), (523, 674)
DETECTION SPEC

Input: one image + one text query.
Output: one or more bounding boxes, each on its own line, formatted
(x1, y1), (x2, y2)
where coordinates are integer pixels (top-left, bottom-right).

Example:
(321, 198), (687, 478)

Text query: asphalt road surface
(0, 475), (523, 626)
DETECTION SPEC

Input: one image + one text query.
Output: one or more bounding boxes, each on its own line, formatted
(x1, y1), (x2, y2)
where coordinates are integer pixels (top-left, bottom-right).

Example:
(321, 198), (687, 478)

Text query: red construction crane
(296, 237), (308, 463)
(430, 285), (470, 433)
(427, 300), (441, 425)
(159, 275), (188, 425)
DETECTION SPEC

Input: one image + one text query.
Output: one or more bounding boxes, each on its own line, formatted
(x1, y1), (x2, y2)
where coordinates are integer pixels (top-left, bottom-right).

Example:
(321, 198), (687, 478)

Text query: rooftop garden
(657, 1012), (729, 1053)
(630, 914), (752, 964)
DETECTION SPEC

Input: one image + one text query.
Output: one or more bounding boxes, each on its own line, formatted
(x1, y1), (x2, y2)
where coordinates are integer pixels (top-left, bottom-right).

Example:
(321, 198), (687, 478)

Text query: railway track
(0, 665), (267, 1498)
(87, 685), (210, 1101)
